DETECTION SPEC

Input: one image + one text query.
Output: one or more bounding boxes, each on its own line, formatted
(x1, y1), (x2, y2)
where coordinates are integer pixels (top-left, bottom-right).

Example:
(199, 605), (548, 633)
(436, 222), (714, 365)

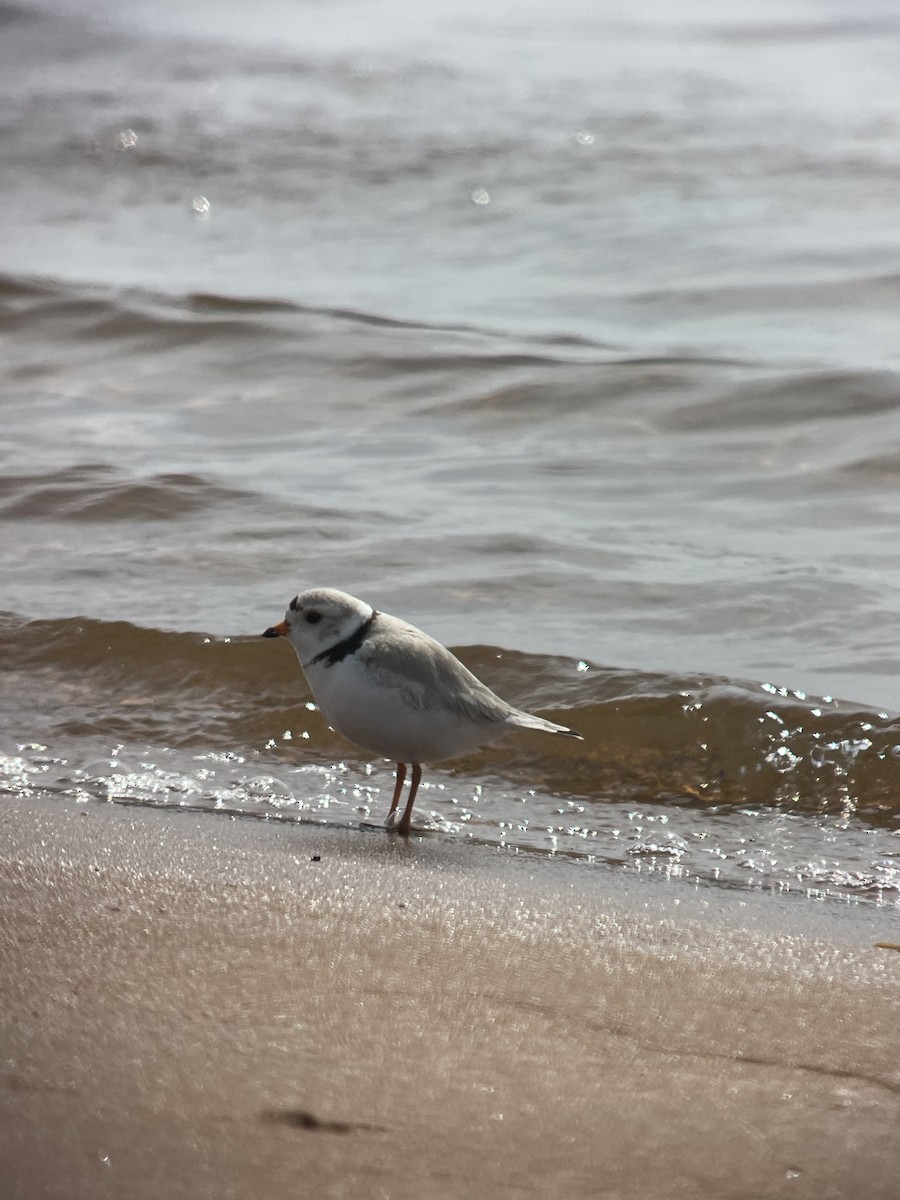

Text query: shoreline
(2, 794), (898, 1199)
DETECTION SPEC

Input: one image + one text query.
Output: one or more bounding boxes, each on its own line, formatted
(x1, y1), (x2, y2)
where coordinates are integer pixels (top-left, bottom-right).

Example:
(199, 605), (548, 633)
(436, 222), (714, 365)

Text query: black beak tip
(262, 626), (279, 638)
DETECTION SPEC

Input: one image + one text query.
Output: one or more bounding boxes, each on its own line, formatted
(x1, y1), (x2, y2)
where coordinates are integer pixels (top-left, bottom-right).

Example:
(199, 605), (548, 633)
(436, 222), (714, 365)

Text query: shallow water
(1, 0), (899, 911)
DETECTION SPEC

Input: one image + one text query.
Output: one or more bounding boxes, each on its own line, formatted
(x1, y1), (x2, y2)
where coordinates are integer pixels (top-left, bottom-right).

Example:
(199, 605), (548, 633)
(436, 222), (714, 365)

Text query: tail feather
(508, 710), (584, 740)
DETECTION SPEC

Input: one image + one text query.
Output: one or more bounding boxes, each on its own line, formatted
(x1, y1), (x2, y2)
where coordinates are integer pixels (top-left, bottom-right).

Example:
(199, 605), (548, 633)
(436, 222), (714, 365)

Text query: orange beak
(261, 619), (289, 638)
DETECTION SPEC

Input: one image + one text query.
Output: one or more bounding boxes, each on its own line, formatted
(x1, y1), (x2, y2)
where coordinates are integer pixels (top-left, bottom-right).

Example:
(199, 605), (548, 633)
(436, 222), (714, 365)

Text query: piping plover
(262, 587), (583, 834)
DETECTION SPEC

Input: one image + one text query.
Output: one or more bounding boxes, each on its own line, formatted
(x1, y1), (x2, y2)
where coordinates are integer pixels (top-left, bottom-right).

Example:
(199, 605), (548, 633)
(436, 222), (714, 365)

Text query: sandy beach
(1, 795), (897, 1199)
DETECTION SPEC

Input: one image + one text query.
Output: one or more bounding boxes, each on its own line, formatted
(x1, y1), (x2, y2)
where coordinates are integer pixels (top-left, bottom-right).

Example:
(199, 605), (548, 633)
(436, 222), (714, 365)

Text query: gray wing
(358, 615), (513, 725)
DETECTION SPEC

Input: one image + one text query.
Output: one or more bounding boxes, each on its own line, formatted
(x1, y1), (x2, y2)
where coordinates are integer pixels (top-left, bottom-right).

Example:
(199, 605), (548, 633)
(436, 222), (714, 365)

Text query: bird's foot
(384, 811), (412, 835)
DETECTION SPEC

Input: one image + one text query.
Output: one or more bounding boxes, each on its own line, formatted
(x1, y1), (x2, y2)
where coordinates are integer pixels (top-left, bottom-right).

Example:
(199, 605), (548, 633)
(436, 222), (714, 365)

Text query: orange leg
(396, 762), (422, 835)
(387, 762), (407, 821)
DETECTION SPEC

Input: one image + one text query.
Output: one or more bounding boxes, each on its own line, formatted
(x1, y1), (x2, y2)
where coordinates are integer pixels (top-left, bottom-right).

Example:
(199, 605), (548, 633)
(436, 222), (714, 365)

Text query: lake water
(2, 0), (900, 913)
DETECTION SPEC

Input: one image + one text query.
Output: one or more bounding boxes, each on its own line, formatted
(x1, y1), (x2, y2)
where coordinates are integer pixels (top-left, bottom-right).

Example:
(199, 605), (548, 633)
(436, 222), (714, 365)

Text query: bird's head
(262, 587), (374, 663)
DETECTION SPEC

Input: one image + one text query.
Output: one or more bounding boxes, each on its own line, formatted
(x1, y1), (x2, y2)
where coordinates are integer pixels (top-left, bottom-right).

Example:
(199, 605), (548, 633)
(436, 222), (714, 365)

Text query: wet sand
(1, 796), (898, 1200)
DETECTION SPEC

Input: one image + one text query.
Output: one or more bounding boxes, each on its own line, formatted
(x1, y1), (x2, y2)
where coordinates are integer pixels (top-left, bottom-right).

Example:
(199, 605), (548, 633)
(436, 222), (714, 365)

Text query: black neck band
(310, 611), (377, 668)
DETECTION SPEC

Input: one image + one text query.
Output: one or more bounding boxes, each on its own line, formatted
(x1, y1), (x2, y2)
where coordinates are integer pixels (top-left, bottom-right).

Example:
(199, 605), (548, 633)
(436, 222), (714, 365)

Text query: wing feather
(358, 615), (512, 725)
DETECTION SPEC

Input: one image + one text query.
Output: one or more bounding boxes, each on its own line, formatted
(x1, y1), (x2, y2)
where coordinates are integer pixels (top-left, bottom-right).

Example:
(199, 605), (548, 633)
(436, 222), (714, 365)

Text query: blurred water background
(2, 0), (900, 911)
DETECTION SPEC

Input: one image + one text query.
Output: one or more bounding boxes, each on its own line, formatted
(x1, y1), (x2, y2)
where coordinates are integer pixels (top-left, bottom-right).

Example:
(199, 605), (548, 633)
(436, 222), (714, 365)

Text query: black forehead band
(289, 595), (300, 612)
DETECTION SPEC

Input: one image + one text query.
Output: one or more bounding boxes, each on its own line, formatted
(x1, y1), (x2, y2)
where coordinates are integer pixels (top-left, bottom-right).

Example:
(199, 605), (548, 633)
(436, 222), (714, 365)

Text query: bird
(261, 587), (583, 834)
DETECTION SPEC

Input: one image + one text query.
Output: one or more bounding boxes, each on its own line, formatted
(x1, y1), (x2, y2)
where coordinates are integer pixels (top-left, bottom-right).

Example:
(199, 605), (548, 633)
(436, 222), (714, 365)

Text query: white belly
(303, 656), (505, 764)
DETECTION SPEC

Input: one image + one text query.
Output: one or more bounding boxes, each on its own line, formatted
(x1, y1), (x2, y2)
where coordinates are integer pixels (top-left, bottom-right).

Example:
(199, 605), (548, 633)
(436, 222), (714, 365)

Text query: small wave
(0, 272), (59, 301)
(0, 271), (618, 362)
(426, 353), (753, 420)
(3, 614), (900, 826)
(0, 464), (250, 522)
(661, 369), (900, 432)
(815, 451), (900, 489)
(0, 278), (271, 345)
(186, 292), (301, 316)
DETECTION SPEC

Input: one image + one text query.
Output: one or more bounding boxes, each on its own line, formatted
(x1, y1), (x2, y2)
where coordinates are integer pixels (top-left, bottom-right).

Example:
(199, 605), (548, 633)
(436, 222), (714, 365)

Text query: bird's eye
(289, 595), (300, 612)
(306, 611), (321, 625)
